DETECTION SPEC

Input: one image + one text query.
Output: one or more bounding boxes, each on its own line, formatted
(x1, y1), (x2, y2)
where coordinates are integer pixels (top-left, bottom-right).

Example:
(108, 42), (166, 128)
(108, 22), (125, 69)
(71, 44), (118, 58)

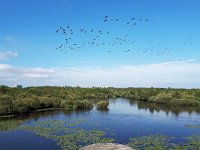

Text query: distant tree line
(0, 85), (200, 116)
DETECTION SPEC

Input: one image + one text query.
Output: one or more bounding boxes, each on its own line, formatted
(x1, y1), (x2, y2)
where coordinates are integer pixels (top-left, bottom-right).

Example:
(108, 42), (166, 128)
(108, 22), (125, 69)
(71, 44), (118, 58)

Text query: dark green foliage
(96, 100), (109, 109)
(0, 85), (200, 116)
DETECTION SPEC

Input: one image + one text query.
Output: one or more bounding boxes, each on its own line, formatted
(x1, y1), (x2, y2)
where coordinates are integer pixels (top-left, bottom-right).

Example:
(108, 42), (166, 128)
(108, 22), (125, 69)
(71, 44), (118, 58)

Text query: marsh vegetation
(1, 85), (200, 116)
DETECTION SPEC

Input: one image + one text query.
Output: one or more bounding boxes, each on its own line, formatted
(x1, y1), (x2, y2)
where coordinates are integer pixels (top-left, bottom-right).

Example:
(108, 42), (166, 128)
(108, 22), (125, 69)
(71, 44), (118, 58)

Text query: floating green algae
(128, 134), (176, 150)
(181, 136), (200, 150)
(128, 134), (200, 150)
(19, 119), (114, 150)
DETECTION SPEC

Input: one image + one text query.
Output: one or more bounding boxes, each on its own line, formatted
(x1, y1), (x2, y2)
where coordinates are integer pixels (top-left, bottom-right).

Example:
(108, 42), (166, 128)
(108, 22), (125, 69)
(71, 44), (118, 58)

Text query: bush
(149, 91), (200, 106)
(0, 95), (13, 115)
(60, 100), (74, 110)
(96, 100), (109, 109)
(73, 100), (93, 110)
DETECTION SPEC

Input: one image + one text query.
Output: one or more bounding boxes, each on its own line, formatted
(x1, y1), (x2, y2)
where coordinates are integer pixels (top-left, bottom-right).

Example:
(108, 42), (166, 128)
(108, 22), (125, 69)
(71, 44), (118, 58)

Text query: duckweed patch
(19, 119), (114, 150)
(128, 134), (200, 150)
(181, 136), (200, 150)
(128, 134), (176, 150)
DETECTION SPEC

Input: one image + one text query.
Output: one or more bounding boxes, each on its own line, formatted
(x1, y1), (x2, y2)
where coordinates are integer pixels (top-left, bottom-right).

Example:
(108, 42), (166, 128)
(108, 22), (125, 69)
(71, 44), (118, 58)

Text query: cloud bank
(0, 51), (18, 60)
(1, 60), (200, 88)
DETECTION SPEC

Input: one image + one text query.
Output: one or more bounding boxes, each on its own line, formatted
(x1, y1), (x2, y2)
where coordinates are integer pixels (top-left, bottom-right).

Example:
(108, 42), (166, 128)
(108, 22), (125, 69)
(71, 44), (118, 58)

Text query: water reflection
(128, 99), (200, 117)
(1, 98), (200, 122)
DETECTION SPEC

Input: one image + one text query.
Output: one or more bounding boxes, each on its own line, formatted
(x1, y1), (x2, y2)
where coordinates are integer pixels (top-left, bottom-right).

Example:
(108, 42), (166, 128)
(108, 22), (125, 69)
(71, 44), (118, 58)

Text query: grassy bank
(0, 85), (200, 116)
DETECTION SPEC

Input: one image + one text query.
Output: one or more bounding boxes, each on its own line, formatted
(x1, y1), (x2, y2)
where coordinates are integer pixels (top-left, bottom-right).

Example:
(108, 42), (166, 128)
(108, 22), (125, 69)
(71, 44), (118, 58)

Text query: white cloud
(0, 51), (18, 60)
(1, 60), (200, 88)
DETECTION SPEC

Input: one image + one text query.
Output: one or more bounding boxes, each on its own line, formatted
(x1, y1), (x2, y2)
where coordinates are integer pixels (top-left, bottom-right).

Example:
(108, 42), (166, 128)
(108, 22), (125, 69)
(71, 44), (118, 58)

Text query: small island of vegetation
(96, 101), (109, 109)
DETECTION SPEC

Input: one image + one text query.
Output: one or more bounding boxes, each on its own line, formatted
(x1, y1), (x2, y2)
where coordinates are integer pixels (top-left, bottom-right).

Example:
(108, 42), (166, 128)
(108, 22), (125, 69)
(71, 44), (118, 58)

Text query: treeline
(0, 85), (200, 116)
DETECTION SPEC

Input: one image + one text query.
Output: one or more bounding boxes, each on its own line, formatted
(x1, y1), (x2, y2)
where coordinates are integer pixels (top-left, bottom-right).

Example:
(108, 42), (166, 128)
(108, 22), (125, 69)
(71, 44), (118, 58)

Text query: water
(0, 98), (200, 150)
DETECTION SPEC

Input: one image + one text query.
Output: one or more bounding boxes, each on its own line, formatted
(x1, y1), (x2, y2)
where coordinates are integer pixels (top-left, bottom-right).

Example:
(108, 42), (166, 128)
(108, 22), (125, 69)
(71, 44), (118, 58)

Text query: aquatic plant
(128, 134), (176, 150)
(19, 119), (114, 150)
(181, 135), (200, 149)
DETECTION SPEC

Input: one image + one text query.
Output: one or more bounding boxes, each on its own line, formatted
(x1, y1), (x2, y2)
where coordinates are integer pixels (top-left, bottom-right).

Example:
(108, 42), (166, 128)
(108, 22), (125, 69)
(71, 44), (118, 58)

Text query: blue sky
(0, 0), (200, 87)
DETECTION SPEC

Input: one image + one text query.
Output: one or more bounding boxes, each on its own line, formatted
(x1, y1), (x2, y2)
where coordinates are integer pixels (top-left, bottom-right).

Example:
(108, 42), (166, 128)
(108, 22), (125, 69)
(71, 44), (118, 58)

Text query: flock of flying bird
(55, 16), (198, 58)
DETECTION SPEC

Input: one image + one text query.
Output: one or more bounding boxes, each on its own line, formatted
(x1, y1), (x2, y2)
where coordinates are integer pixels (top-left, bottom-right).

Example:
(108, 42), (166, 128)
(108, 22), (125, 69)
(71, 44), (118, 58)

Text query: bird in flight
(124, 50), (131, 53)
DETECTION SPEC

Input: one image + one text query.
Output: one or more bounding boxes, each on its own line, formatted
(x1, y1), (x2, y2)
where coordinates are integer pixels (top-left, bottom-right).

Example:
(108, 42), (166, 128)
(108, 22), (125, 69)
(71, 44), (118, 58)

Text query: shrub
(73, 100), (93, 110)
(96, 100), (109, 109)
(60, 100), (74, 110)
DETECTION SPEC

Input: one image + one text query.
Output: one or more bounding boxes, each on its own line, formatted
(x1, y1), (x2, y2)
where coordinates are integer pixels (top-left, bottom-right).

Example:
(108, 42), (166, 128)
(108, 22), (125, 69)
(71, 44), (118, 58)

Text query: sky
(0, 0), (200, 88)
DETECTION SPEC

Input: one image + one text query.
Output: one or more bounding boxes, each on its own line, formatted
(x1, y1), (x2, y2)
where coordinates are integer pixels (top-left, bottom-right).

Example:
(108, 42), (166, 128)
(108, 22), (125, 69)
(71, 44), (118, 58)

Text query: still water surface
(0, 98), (200, 150)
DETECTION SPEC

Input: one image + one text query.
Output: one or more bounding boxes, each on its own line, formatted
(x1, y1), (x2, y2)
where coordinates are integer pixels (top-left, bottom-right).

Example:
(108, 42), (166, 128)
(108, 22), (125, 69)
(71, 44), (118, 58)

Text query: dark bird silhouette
(124, 50), (131, 53)
(59, 44), (63, 48)
(104, 16), (108, 19)
(56, 30), (59, 33)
